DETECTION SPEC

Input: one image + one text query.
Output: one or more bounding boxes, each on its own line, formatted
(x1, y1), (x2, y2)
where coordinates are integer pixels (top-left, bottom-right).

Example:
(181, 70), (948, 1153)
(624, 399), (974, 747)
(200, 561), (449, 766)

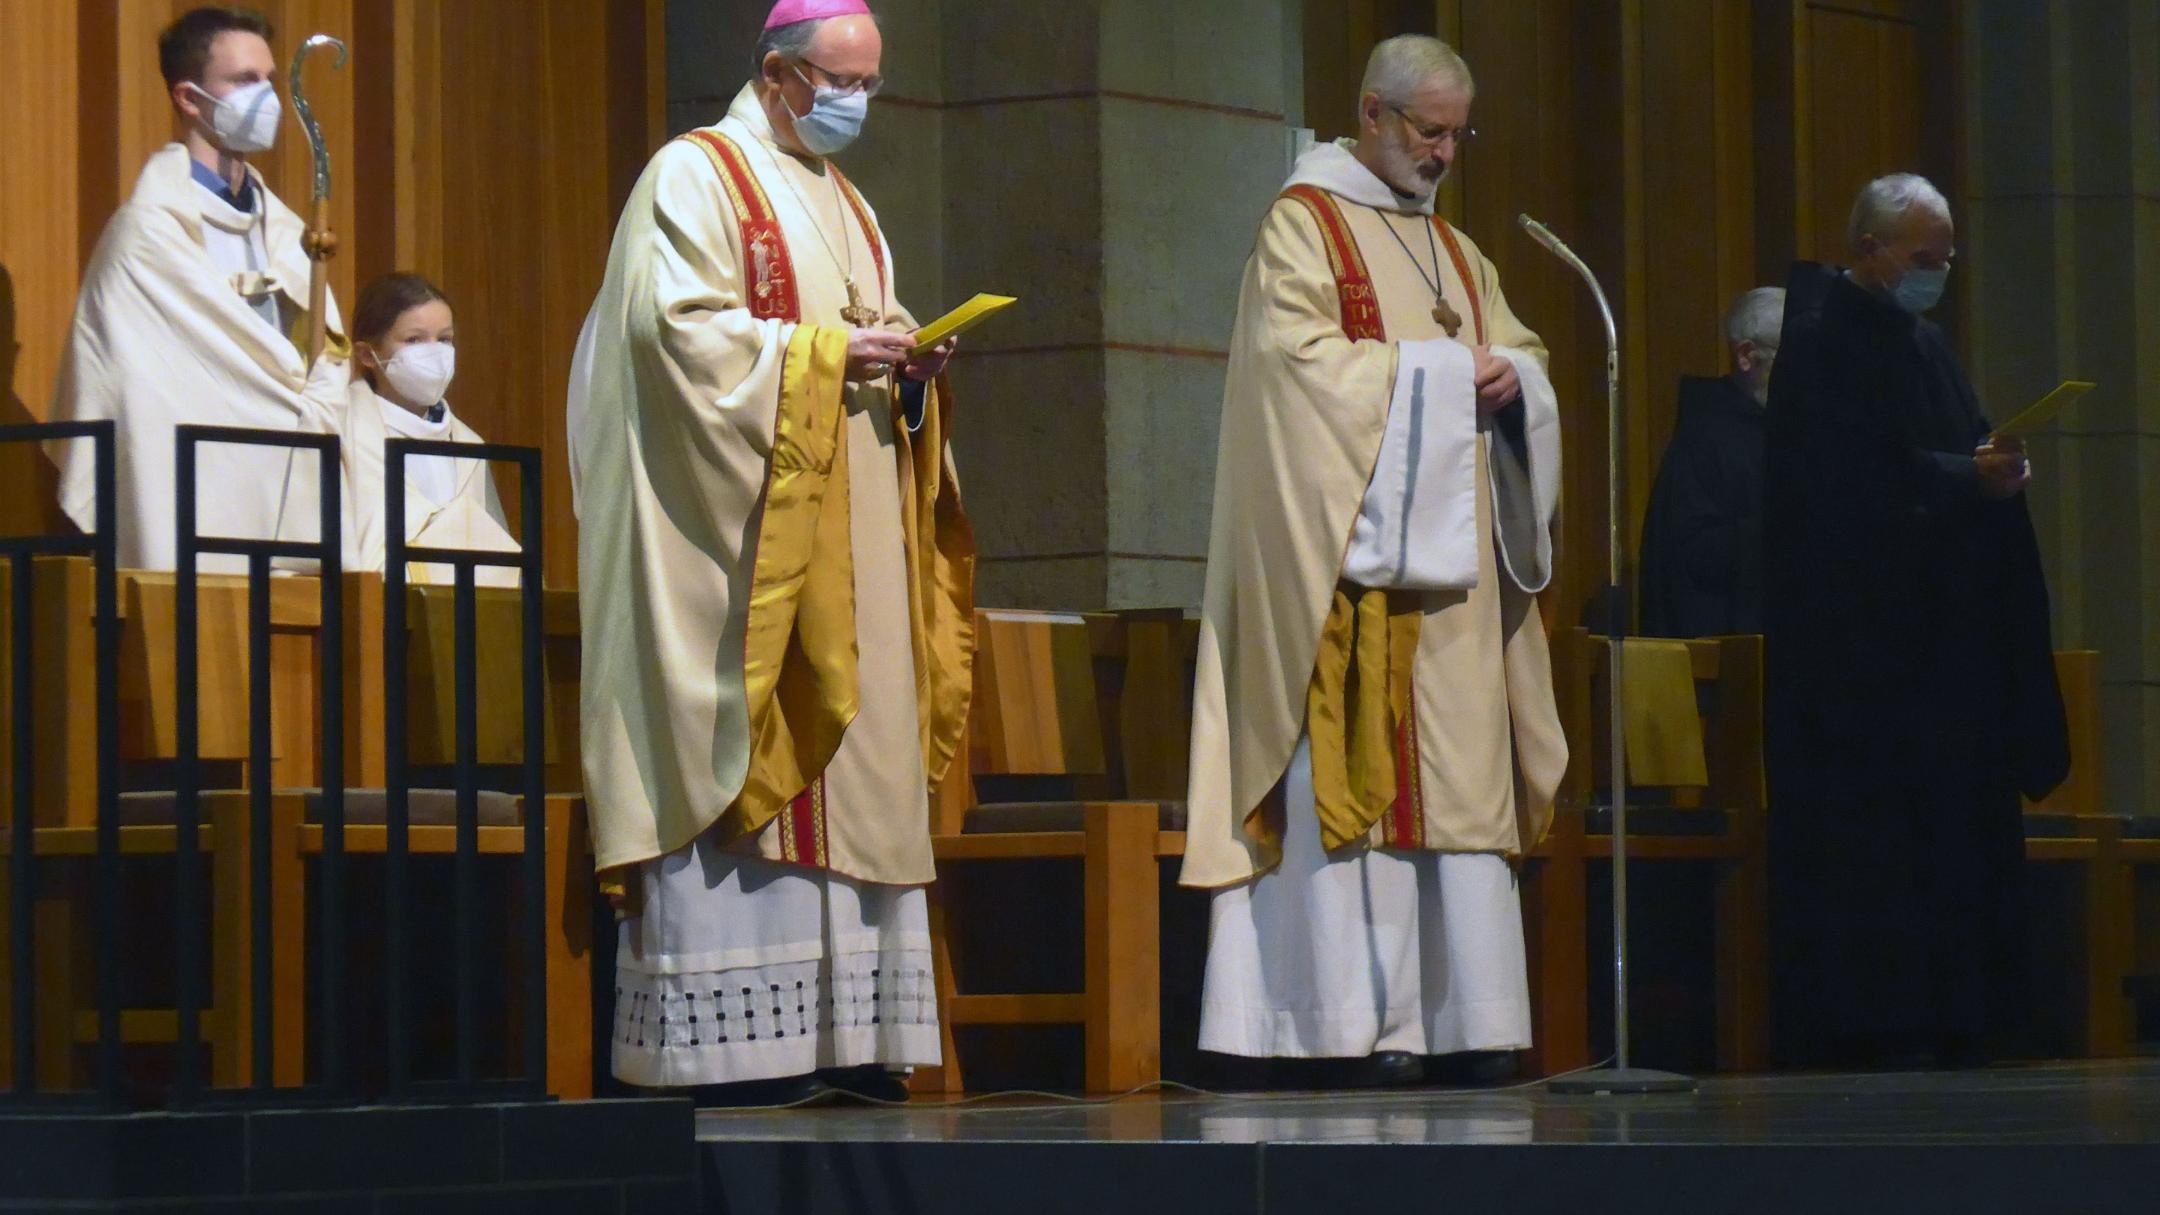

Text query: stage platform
(696, 1060), (2160, 1214)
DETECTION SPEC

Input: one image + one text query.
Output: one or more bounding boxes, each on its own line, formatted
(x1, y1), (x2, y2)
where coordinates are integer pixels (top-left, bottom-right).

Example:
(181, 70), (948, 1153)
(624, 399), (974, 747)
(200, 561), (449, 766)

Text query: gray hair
(1360, 34), (1474, 111)
(1845, 172), (1950, 251)
(1724, 286), (1786, 349)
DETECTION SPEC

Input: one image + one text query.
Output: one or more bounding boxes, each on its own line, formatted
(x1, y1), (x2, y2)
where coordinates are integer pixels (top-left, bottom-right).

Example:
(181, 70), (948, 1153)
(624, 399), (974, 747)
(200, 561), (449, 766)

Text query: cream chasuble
(340, 380), (519, 589)
(1187, 140), (1569, 1060)
(570, 85), (973, 1086)
(50, 145), (349, 573)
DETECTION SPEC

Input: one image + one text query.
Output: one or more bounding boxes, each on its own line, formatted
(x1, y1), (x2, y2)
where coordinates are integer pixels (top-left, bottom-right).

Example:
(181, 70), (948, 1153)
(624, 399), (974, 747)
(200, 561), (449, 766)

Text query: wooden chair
(1525, 629), (1770, 1074)
(917, 609), (1189, 1095)
(2020, 650), (2134, 1057)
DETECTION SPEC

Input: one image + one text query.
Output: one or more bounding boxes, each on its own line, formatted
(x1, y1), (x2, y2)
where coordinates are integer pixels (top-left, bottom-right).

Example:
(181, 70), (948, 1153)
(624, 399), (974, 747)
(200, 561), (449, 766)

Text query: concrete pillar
(1963, 0), (2160, 816)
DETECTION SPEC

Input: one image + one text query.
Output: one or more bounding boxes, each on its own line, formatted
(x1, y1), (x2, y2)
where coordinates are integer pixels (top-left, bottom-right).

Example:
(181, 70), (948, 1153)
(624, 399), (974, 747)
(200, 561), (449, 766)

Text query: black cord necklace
(1371, 207), (1463, 336)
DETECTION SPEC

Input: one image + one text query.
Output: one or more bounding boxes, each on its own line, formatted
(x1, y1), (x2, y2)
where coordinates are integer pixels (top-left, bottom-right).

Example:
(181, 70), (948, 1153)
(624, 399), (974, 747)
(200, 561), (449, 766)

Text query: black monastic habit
(1639, 374), (1766, 638)
(1762, 261), (2069, 1067)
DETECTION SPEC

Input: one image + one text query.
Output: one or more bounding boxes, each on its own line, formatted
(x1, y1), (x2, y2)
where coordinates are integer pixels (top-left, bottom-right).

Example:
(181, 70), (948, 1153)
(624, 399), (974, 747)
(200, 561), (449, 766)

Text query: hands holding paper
(846, 327), (916, 382)
(903, 335), (957, 381)
(1975, 434), (2032, 500)
(843, 327), (956, 382)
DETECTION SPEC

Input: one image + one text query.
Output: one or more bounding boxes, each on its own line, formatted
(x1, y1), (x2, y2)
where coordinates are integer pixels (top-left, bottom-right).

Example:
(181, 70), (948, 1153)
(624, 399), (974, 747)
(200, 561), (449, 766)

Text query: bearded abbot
(50, 7), (348, 572)
(1181, 35), (1568, 1088)
(568, 0), (972, 1105)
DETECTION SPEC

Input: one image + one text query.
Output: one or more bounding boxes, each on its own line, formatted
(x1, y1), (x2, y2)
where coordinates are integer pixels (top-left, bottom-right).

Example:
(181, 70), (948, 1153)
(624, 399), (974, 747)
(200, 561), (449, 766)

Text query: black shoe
(1426, 1050), (1520, 1087)
(817, 1064), (912, 1104)
(1293, 1050), (1424, 1090)
(681, 1073), (834, 1109)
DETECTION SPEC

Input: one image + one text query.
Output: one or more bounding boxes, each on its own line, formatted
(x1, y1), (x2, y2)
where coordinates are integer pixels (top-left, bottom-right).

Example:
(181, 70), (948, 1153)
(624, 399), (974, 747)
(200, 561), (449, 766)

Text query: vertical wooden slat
(1082, 801), (1160, 1095)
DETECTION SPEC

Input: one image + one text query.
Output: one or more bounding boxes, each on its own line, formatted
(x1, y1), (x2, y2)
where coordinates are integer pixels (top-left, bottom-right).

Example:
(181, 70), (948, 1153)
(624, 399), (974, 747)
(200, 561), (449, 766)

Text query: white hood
(1282, 138), (1435, 216)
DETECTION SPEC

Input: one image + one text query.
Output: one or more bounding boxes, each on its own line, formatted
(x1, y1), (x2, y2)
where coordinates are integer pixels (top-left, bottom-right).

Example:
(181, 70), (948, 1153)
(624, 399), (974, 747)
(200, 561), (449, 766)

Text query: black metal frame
(172, 424), (344, 1107)
(381, 437), (546, 1101)
(0, 422), (121, 1108)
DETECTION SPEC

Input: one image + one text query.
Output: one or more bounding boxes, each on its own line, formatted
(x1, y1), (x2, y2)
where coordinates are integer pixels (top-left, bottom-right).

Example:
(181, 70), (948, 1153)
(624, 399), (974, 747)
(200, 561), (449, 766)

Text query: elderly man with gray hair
(1181, 34), (1567, 1090)
(1638, 286), (1784, 638)
(1762, 172), (2068, 1069)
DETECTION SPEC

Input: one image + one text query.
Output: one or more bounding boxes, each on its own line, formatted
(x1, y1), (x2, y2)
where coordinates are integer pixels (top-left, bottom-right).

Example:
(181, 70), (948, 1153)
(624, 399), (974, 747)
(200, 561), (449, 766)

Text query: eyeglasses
(795, 57), (884, 99)
(1388, 105), (1476, 149)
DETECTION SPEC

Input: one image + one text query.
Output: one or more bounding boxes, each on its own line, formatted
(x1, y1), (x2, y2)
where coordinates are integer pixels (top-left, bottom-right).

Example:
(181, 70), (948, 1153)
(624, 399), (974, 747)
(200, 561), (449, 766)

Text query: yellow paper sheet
(910, 293), (1017, 355)
(1992, 380), (2096, 437)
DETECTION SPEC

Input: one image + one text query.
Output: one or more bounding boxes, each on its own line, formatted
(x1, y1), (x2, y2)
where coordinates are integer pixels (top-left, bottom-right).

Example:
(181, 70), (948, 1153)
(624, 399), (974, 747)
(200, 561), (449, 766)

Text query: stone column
(1963, 0), (2160, 816)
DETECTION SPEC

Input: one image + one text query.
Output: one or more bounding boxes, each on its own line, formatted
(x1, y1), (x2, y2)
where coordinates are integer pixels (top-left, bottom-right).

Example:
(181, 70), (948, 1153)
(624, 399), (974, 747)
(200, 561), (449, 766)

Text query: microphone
(1516, 213), (1569, 259)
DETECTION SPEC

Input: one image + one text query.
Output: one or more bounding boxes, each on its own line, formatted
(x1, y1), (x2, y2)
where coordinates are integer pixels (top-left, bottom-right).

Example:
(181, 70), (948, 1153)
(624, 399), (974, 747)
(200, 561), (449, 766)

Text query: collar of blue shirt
(188, 156), (257, 213)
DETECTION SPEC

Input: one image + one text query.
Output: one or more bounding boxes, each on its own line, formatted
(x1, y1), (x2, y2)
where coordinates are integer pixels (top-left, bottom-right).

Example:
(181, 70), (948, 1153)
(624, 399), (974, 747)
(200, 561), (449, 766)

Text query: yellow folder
(909, 293), (1017, 356)
(1992, 380), (2095, 438)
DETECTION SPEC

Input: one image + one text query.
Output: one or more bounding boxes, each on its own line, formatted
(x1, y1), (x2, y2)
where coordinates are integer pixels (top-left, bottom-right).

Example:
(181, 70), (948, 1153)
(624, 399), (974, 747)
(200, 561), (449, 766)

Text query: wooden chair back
(2027, 650), (2102, 817)
(969, 608), (1108, 777)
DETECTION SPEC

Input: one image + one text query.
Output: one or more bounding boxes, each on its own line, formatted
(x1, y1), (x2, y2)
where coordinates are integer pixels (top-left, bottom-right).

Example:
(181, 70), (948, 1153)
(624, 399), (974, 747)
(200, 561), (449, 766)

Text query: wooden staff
(290, 34), (347, 370)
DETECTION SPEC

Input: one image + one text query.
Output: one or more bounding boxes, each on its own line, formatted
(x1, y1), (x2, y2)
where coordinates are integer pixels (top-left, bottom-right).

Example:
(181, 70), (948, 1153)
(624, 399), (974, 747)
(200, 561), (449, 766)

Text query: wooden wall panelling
(0, 2), (79, 535)
(404, 0), (664, 589)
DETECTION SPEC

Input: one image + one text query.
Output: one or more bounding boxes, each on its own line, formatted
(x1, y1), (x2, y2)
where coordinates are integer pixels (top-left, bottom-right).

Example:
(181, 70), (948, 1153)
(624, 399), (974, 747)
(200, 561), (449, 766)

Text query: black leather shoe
(1293, 1050), (1425, 1090)
(682, 1073), (834, 1109)
(818, 1065), (912, 1104)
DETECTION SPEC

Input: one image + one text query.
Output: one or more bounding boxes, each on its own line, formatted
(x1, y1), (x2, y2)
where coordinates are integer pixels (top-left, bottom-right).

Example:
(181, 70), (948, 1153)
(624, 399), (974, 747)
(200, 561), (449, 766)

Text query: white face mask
(187, 79), (281, 155)
(787, 65), (869, 156)
(379, 342), (456, 409)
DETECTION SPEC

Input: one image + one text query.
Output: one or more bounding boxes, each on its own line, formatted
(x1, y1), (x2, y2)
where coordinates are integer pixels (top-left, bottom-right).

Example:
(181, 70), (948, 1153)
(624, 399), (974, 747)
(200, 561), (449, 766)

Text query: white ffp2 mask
(380, 342), (456, 409)
(188, 80), (282, 155)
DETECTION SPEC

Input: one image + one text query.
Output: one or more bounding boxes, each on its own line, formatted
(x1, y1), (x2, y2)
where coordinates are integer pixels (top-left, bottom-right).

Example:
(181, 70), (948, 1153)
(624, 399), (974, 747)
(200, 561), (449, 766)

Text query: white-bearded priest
(568, 0), (973, 1107)
(1181, 35), (1568, 1089)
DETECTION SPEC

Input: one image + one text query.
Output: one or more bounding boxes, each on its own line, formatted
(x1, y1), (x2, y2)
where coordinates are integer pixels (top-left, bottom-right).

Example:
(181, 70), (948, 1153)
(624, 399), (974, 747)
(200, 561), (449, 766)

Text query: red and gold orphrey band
(683, 126), (896, 869)
(1277, 183), (1434, 850)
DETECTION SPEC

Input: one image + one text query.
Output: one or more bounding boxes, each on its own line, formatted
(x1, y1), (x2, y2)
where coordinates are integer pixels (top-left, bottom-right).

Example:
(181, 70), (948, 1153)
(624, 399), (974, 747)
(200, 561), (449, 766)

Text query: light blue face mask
(788, 66), (869, 156)
(1892, 264), (1949, 314)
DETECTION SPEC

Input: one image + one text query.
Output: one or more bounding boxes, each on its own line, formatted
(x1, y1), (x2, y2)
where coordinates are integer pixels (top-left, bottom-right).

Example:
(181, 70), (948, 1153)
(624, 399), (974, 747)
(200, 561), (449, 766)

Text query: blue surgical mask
(788, 66), (869, 156)
(1892, 265), (1949, 314)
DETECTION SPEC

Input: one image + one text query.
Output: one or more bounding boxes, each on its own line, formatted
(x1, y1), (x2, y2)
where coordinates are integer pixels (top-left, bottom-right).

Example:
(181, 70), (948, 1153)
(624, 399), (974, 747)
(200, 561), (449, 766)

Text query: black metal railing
(382, 437), (547, 1101)
(172, 424), (345, 1106)
(0, 421), (120, 1108)
(4, 424), (557, 1109)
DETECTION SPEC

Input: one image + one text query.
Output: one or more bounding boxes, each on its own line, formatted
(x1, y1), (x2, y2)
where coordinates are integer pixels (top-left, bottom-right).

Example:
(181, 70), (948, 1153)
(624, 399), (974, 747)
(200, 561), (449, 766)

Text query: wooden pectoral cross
(1433, 298), (1463, 338)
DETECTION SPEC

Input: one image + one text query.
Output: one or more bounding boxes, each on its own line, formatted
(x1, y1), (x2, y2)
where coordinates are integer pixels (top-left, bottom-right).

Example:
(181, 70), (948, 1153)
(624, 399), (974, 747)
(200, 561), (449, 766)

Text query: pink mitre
(764, 0), (870, 30)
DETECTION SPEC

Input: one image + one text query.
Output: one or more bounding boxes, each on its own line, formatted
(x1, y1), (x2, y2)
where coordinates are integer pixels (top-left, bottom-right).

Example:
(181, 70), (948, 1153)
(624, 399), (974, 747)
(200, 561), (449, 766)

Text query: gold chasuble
(1180, 144), (1569, 891)
(573, 87), (973, 885)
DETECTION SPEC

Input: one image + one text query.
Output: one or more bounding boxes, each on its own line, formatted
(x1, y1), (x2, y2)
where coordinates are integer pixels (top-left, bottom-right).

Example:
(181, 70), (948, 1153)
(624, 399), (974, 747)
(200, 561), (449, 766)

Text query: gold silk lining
(719, 323), (861, 844)
(1272, 582), (1422, 860)
(895, 374), (977, 795)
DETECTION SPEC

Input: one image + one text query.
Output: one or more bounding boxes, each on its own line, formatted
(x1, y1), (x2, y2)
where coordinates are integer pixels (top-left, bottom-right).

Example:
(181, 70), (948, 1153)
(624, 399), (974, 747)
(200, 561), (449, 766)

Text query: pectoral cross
(1432, 298), (1463, 337)
(840, 278), (880, 328)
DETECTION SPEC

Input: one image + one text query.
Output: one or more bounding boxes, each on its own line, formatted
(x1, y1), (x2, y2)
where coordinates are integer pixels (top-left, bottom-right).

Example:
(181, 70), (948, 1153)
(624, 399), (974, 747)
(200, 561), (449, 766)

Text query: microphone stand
(1518, 214), (1695, 1096)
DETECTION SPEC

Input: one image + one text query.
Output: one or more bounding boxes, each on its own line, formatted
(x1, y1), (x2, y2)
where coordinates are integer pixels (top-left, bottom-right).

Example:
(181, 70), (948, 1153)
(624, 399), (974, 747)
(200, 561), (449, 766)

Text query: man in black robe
(1639, 286), (1784, 637)
(1763, 173), (2068, 1068)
